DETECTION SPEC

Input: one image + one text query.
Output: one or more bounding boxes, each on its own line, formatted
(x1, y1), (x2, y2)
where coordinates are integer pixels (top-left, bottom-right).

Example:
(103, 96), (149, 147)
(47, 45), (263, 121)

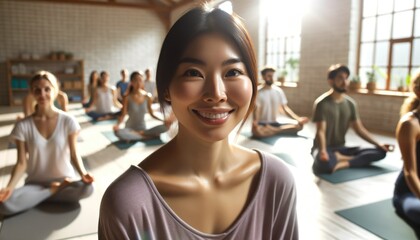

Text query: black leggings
(312, 146), (387, 174)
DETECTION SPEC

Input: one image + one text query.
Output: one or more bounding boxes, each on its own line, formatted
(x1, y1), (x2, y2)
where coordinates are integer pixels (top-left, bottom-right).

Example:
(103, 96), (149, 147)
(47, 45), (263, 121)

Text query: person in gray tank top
(113, 71), (171, 142)
(99, 6), (298, 240)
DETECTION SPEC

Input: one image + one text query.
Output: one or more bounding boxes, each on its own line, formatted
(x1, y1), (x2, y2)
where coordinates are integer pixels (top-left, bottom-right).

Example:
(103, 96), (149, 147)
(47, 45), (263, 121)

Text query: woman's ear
(164, 90), (171, 102)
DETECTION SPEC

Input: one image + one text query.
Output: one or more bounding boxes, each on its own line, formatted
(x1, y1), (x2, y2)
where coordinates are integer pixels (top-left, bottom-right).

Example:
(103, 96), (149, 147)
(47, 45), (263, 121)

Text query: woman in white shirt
(0, 71), (94, 216)
(85, 71), (122, 121)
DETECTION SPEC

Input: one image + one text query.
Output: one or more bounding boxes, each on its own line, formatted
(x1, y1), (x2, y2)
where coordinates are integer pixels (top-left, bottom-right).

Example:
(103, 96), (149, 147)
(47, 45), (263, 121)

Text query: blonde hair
(400, 72), (420, 116)
(30, 70), (59, 98)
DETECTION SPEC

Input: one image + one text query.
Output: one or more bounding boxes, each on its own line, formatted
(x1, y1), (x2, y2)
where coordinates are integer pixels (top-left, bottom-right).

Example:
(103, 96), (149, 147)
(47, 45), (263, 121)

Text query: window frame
(357, 0), (419, 92)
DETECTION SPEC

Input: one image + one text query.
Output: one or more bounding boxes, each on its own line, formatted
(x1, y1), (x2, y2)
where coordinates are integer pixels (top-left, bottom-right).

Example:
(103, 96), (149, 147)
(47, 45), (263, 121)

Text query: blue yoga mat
(101, 131), (163, 150)
(336, 199), (417, 240)
(318, 163), (400, 184)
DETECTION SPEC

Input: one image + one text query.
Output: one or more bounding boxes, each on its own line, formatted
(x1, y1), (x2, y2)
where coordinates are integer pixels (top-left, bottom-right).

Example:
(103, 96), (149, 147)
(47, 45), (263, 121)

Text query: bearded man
(252, 67), (308, 138)
(311, 64), (392, 175)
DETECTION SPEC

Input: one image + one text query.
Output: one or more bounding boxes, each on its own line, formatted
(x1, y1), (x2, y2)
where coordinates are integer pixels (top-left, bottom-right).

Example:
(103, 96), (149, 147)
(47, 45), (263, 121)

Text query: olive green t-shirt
(312, 93), (359, 148)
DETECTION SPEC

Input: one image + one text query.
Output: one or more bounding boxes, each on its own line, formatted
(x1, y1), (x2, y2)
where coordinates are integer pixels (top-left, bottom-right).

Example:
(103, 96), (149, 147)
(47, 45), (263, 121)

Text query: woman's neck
(169, 127), (235, 180)
(33, 104), (57, 118)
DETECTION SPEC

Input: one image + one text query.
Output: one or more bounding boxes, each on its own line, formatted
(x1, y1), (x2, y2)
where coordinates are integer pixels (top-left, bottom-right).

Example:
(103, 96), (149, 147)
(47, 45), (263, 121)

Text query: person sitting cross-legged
(252, 67), (308, 138)
(0, 71), (94, 217)
(311, 64), (392, 175)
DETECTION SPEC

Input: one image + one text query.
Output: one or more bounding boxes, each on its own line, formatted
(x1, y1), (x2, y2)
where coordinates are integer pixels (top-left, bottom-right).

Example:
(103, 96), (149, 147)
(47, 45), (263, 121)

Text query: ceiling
(22, 0), (199, 11)
(22, 0), (205, 29)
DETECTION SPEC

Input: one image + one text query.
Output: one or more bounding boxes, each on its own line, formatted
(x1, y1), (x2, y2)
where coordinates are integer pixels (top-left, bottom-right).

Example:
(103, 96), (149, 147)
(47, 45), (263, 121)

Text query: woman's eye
(184, 69), (202, 77)
(225, 69), (242, 77)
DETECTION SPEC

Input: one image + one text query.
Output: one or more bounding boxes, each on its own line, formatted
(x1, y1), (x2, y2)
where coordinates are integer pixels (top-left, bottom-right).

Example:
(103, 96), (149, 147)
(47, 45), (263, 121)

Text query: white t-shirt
(10, 111), (80, 182)
(144, 80), (157, 98)
(96, 86), (119, 113)
(256, 86), (288, 122)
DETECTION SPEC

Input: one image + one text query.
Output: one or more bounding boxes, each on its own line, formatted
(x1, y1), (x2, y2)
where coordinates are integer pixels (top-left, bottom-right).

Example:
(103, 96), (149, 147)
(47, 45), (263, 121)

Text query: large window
(263, 1), (307, 83)
(358, 0), (420, 91)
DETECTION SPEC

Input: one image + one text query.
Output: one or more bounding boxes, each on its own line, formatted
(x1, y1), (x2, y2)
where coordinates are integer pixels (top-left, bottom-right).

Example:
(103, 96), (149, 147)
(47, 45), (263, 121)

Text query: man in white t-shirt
(252, 67), (309, 138)
(144, 68), (157, 102)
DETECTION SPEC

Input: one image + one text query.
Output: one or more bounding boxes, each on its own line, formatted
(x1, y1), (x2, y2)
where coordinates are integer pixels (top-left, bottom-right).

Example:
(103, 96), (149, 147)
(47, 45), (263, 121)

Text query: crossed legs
(312, 146), (387, 174)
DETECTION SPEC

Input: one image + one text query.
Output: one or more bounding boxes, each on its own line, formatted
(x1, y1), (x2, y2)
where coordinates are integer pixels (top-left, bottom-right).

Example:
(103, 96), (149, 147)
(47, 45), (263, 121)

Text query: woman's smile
(192, 108), (235, 125)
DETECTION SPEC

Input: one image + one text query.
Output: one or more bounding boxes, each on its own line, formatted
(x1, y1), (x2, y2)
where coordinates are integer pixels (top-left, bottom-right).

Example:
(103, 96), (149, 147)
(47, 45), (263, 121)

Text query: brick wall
(280, 0), (405, 134)
(0, 1), (166, 105)
(0, 0), (406, 134)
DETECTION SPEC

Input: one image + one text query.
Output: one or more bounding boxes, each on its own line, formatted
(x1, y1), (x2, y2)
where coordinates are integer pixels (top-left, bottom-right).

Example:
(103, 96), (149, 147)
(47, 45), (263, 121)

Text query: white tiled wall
(0, 0), (166, 105)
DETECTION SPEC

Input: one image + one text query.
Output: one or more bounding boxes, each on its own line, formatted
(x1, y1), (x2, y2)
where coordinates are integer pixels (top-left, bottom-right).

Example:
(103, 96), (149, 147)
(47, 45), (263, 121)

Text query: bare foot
(50, 178), (72, 194)
(332, 161), (350, 172)
(335, 151), (352, 162)
(97, 115), (113, 121)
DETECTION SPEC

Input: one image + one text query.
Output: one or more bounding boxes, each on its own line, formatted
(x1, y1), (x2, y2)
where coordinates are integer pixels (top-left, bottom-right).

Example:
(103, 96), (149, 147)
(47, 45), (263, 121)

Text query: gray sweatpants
(115, 125), (168, 141)
(0, 180), (93, 216)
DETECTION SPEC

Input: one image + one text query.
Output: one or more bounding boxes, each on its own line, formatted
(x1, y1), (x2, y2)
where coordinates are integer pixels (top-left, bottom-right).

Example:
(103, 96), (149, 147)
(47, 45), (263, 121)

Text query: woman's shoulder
(398, 112), (420, 133)
(256, 150), (295, 187)
(102, 166), (154, 204)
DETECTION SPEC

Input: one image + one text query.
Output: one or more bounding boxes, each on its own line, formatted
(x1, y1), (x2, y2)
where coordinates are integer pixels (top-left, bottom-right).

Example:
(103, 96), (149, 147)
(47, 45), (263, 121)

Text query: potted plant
(366, 70), (376, 92)
(285, 58), (299, 82)
(277, 69), (287, 85)
(397, 75), (410, 92)
(349, 75), (361, 91)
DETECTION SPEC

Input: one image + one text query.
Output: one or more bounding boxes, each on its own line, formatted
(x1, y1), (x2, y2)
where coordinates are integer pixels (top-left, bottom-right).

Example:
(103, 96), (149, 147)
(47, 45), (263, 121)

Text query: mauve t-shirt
(98, 150), (298, 240)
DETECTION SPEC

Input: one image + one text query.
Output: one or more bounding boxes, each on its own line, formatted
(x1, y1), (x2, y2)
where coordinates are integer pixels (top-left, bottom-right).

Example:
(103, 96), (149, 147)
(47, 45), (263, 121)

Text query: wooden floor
(0, 103), (407, 239)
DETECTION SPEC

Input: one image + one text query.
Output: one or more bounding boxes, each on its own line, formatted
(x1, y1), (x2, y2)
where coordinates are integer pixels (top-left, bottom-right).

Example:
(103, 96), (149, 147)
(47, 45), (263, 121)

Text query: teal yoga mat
(241, 131), (307, 146)
(336, 199), (417, 240)
(318, 163), (400, 184)
(101, 131), (163, 150)
(91, 119), (117, 125)
(273, 152), (297, 167)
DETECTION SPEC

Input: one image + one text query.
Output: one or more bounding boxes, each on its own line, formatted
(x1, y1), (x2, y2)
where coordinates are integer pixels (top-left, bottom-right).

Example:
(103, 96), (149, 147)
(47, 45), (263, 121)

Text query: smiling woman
(0, 71), (94, 216)
(99, 5), (298, 240)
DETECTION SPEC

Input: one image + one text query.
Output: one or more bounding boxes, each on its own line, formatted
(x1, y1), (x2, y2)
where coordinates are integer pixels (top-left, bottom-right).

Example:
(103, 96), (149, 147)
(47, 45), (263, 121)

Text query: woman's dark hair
(156, 6), (258, 129)
(89, 70), (98, 85)
(327, 64), (350, 80)
(98, 71), (108, 87)
(125, 71), (143, 96)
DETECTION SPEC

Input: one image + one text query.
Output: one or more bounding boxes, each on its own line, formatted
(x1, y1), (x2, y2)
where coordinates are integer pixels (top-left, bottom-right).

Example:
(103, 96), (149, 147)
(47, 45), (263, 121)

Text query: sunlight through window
(262, 0), (310, 83)
(218, 1), (232, 15)
(359, 0), (420, 91)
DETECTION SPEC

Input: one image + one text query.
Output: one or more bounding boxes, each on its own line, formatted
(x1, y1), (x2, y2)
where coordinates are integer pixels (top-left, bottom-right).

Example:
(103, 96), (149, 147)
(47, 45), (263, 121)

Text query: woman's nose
(203, 74), (227, 103)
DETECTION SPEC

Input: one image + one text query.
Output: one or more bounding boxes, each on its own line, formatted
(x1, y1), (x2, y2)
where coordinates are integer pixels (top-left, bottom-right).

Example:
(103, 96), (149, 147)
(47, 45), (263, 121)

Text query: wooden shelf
(7, 59), (84, 106)
(11, 88), (29, 92)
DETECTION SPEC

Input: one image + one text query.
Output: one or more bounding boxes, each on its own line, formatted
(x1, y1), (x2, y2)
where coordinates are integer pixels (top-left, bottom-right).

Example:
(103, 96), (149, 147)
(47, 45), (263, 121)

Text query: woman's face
(31, 78), (56, 106)
(168, 33), (253, 142)
(132, 74), (144, 90)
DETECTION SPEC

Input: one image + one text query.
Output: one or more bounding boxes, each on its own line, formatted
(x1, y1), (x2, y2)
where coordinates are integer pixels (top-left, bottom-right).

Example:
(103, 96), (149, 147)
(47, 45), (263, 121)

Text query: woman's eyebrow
(178, 57), (205, 66)
(178, 57), (242, 66)
(222, 58), (242, 66)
